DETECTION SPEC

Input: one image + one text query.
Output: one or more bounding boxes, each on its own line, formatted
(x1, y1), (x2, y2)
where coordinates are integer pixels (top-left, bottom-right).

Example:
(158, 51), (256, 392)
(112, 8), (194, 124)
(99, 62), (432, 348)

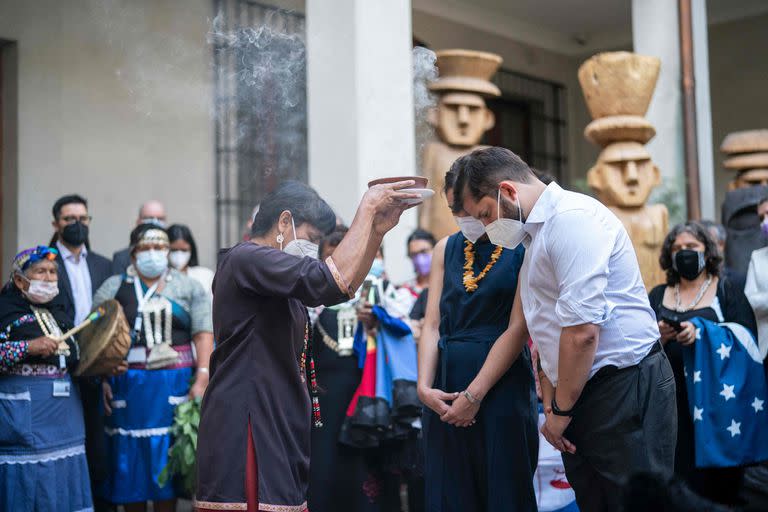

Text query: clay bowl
(367, 176), (428, 189)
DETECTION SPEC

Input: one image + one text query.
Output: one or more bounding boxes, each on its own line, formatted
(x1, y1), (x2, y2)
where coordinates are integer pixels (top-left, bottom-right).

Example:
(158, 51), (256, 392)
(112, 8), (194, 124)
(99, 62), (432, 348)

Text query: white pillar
(691, 1), (716, 220)
(632, 0), (687, 223)
(306, 0), (417, 283)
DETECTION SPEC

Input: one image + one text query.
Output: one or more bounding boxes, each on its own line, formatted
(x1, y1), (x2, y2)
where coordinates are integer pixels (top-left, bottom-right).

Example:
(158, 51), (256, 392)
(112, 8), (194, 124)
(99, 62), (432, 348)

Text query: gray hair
(698, 219), (726, 244)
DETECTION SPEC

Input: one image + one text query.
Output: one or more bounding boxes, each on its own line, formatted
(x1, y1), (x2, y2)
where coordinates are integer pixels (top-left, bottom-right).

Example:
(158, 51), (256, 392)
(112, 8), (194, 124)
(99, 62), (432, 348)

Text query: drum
(74, 299), (132, 377)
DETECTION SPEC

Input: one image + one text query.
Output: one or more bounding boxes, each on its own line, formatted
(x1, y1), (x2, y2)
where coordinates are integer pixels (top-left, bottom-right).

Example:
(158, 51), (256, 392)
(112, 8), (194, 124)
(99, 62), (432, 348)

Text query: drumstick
(56, 307), (106, 342)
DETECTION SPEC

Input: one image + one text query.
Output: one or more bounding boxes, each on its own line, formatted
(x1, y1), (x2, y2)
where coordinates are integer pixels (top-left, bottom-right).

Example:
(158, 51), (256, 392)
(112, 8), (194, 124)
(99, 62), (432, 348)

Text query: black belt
(587, 340), (662, 386)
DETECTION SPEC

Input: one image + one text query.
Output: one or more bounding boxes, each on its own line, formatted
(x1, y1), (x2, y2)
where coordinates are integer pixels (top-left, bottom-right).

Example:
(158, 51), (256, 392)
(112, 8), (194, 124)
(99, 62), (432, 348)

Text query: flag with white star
(684, 318), (768, 468)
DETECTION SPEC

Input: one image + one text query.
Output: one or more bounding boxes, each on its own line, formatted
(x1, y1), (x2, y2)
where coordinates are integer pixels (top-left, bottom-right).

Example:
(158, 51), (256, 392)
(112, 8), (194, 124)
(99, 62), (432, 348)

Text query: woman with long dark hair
(648, 221), (758, 505)
(167, 224), (215, 296)
(195, 180), (417, 512)
(418, 169), (538, 511)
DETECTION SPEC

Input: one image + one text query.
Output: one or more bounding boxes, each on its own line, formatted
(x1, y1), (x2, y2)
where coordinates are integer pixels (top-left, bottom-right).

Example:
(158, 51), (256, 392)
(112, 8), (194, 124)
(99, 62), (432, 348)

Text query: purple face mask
(412, 252), (432, 277)
(762, 219), (768, 238)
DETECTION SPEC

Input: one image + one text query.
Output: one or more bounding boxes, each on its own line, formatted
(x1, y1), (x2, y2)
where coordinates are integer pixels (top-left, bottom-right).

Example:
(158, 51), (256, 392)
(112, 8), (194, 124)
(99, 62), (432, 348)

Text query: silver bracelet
(197, 367), (210, 374)
(462, 389), (480, 404)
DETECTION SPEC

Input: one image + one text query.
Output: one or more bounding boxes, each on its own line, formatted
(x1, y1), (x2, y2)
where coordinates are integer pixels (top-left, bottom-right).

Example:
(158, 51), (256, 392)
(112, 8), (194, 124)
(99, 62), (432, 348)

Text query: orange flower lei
(463, 240), (503, 293)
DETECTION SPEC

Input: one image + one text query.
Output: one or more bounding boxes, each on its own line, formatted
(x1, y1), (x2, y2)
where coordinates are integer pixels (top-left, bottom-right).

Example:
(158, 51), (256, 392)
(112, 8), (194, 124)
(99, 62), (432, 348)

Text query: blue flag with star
(684, 318), (768, 468)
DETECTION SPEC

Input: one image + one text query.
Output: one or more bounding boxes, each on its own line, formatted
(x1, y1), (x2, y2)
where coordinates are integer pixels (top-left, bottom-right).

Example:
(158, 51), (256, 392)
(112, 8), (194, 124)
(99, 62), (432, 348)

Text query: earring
(276, 232), (284, 250)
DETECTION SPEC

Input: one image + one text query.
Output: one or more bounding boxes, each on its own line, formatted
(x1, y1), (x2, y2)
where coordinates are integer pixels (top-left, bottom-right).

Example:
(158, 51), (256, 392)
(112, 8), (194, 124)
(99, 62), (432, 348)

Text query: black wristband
(551, 396), (575, 417)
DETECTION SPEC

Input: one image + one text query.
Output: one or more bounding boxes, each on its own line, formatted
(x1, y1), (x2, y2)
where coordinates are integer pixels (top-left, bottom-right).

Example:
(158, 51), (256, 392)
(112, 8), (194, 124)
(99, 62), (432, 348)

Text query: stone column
(306, 0), (417, 283)
(632, 0), (716, 221)
(632, 0), (686, 222)
(691, 1), (716, 220)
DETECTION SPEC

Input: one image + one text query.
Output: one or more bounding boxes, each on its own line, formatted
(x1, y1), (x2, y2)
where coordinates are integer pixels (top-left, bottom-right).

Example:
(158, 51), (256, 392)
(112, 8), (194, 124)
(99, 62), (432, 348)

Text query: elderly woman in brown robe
(195, 180), (418, 512)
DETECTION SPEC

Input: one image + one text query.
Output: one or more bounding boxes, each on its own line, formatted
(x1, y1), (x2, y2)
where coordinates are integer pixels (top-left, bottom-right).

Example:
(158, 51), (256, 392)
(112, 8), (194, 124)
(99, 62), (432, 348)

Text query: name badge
(127, 347), (147, 364)
(53, 380), (71, 397)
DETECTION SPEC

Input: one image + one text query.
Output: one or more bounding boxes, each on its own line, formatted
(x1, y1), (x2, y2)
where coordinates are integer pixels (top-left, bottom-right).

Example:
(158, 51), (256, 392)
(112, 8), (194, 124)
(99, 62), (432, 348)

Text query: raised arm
(417, 237), (459, 415)
(330, 181), (419, 295)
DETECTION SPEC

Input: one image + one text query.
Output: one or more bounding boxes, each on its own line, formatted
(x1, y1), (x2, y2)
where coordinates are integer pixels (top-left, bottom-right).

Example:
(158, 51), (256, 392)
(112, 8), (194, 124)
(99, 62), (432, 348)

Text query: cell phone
(660, 311), (683, 332)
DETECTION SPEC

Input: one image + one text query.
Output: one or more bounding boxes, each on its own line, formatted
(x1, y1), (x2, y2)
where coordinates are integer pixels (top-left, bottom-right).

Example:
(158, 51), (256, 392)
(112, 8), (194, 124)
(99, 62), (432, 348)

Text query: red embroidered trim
(325, 256), (353, 298)
(194, 502), (308, 512)
(128, 343), (195, 370)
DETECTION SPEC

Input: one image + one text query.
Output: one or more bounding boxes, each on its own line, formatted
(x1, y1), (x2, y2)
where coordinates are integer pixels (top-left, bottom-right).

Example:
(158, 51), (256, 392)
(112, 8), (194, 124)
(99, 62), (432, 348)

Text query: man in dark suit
(50, 195), (113, 324)
(49, 194), (114, 512)
(111, 199), (167, 275)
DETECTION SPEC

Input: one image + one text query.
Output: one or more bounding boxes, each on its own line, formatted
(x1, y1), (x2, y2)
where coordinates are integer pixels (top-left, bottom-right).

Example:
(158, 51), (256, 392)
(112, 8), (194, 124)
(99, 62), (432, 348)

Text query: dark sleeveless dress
(423, 234), (538, 512)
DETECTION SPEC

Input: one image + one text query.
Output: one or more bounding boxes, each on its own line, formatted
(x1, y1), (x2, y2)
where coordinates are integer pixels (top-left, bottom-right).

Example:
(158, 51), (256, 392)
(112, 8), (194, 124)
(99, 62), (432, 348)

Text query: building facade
(2, 0), (767, 282)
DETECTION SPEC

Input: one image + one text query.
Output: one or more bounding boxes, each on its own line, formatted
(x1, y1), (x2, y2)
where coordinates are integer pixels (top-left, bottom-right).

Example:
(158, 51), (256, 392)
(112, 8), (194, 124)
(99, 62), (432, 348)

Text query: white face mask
(484, 188), (527, 249)
(455, 216), (486, 243)
(283, 215), (319, 260)
(22, 278), (59, 304)
(168, 250), (192, 270)
(135, 249), (169, 278)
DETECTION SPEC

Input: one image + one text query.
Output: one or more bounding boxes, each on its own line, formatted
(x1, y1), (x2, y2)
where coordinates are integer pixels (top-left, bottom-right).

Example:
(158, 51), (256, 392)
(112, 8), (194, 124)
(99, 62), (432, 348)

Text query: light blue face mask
(135, 249), (169, 278)
(369, 258), (385, 278)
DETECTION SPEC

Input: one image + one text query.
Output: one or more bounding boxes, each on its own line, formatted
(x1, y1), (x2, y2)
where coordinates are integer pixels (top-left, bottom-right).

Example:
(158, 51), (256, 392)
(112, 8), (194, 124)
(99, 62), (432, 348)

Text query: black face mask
(61, 222), (89, 246)
(673, 249), (705, 281)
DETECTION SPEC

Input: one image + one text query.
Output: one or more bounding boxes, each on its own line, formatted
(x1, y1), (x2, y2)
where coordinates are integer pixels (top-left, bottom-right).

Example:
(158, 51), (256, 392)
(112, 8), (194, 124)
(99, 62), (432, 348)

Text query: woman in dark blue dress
(418, 171), (538, 511)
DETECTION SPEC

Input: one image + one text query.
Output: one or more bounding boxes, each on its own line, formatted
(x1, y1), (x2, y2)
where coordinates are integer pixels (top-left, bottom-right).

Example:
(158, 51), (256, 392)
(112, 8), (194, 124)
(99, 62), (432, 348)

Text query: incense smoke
(412, 46), (438, 169)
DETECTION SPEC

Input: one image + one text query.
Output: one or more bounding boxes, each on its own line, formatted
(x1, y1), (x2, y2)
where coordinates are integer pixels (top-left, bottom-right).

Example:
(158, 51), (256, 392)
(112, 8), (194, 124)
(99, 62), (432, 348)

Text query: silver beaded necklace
(673, 275), (713, 312)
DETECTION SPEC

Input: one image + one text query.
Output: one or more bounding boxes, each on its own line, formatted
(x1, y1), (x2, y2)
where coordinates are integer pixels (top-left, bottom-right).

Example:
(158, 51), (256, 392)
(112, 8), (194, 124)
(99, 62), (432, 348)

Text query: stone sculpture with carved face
(588, 142), (661, 208)
(431, 92), (495, 148)
(420, 50), (501, 240)
(579, 52), (668, 289)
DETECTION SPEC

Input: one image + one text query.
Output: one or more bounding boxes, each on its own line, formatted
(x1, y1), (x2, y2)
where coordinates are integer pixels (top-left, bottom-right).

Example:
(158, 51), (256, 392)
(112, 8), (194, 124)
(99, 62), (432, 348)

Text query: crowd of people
(1, 147), (768, 512)
(0, 195), (216, 512)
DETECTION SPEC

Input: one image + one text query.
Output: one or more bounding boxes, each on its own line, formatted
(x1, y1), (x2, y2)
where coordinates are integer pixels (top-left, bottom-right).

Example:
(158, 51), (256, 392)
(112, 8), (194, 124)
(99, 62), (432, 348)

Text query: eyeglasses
(60, 215), (93, 224)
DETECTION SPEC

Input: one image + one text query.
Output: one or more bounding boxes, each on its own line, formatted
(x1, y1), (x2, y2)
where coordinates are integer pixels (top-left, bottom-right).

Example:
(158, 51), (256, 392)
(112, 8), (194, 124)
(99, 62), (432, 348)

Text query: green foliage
(158, 396), (202, 496)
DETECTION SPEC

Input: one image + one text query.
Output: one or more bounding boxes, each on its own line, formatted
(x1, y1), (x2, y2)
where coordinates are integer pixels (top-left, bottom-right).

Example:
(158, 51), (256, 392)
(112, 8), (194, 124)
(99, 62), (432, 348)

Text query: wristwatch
(551, 396), (575, 417)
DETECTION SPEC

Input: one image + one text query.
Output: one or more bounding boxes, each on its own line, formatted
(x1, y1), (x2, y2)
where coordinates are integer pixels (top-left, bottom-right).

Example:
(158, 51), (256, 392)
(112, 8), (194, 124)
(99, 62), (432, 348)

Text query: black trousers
(561, 344), (677, 512)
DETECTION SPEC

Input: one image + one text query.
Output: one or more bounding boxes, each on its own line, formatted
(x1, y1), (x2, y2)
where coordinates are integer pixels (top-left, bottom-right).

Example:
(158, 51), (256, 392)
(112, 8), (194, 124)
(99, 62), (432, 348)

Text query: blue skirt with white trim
(0, 373), (93, 512)
(100, 366), (193, 504)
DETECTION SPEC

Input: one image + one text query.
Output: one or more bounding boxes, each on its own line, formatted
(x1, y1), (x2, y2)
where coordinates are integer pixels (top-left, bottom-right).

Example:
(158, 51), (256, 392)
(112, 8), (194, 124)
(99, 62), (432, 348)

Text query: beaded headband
(12, 246), (59, 275)
(133, 228), (170, 248)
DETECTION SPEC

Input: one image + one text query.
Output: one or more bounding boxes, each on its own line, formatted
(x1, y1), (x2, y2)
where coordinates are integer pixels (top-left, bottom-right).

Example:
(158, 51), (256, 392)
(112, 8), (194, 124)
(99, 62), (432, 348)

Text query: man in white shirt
(440, 147), (676, 512)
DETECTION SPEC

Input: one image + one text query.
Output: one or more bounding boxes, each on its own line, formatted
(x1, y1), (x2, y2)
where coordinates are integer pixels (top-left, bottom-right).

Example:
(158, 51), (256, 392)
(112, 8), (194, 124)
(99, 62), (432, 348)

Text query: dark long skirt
(308, 335), (400, 512)
(423, 341), (538, 512)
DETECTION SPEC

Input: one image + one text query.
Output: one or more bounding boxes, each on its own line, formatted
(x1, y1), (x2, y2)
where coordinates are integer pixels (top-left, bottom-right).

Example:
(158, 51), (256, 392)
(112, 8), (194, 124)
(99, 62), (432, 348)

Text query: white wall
(0, 0), (215, 275)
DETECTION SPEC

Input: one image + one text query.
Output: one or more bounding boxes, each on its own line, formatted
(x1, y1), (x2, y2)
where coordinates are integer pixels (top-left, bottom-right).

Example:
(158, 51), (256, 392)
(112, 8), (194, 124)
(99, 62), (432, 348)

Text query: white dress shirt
(745, 246), (768, 360)
(57, 241), (93, 325)
(519, 183), (660, 385)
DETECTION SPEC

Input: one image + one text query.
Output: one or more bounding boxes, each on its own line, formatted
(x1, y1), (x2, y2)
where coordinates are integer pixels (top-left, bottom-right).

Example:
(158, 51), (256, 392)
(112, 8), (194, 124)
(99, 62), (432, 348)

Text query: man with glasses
(50, 194), (113, 325)
(50, 194), (115, 512)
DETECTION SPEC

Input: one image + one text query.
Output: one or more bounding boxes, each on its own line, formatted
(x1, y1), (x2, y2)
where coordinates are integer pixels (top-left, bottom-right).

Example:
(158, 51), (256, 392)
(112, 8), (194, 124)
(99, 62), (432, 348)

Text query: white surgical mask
(283, 215), (319, 259)
(22, 278), (59, 304)
(484, 188), (527, 249)
(169, 250), (192, 270)
(455, 216), (486, 243)
(135, 249), (169, 278)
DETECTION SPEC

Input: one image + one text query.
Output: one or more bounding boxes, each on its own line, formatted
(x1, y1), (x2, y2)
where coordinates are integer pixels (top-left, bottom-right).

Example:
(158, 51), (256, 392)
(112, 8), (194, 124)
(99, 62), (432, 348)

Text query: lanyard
(132, 275), (163, 334)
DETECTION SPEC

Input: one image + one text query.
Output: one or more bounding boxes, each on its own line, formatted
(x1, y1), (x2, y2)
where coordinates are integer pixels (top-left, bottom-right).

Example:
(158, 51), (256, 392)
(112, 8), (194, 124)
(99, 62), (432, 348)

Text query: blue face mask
(369, 258), (385, 278)
(135, 249), (169, 278)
